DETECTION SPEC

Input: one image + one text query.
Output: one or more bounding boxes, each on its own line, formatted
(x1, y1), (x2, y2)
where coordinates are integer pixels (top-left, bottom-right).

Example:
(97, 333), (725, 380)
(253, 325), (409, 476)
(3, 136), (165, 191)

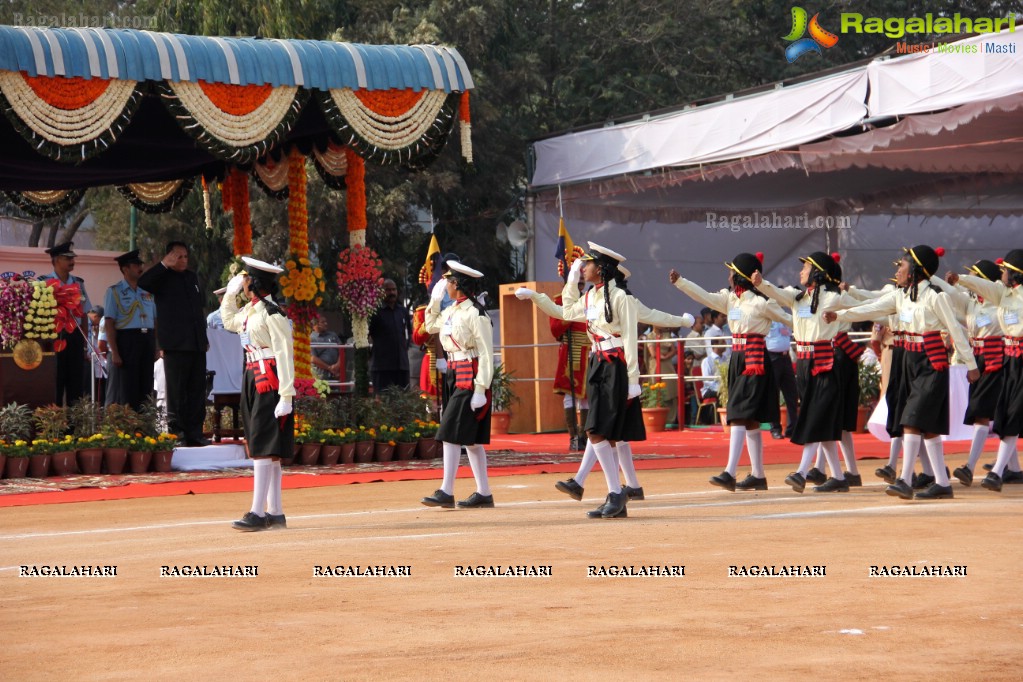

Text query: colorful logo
(783, 7), (839, 62)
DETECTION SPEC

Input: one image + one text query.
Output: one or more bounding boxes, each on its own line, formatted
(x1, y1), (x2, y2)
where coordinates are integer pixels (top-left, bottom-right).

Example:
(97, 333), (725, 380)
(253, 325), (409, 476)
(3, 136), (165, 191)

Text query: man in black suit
(138, 241), (210, 447)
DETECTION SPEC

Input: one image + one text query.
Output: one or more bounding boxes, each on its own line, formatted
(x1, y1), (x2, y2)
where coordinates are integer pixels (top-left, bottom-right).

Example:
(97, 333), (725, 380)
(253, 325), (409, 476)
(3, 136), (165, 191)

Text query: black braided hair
(249, 271), (286, 317)
(794, 269), (839, 314)
(452, 274), (488, 317)
(730, 272), (769, 300)
(597, 260), (618, 323)
(906, 258), (929, 303)
(1009, 270), (1023, 287)
(613, 270), (633, 296)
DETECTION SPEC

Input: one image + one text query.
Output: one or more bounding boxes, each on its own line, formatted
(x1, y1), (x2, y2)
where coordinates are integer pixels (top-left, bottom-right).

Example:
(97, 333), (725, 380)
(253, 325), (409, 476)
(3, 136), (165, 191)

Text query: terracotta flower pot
(51, 450), (78, 476)
(417, 438), (440, 459)
(299, 442), (322, 465)
(151, 450), (174, 473)
(320, 444), (342, 466)
(395, 442), (417, 461)
(642, 407), (668, 433)
(491, 411), (511, 435)
(340, 443), (356, 465)
(77, 448), (104, 475)
(104, 448), (128, 475)
(354, 440), (374, 463)
(5, 456), (29, 479)
(375, 442), (395, 462)
(29, 453), (51, 478)
(129, 450), (152, 474)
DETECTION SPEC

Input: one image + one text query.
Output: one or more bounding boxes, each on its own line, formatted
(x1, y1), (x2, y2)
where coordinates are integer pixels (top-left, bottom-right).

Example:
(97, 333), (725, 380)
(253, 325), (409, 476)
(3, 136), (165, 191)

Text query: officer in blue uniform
(103, 250), (157, 411)
(43, 241), (91, 406)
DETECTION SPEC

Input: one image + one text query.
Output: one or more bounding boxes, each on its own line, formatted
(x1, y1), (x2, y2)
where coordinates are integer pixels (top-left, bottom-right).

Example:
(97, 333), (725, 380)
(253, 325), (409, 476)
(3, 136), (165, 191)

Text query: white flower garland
(126, 180), (185, 203)
(168, 81), (299, 147)
(0, 72), (137, 146)
(22, 189), (74, 205)
(253, 157), (290, 192)
(352, 316), (370, 349)
(327, 88), (447, 150)
(312, 142), (349, 178)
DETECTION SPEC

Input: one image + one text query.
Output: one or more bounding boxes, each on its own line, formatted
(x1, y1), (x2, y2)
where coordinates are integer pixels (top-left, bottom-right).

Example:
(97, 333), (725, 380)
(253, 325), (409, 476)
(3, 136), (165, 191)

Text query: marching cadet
(670, 253), (791, 492)
(826, 245), (980, 500)
(102, 250), (157, 411)
(221, 257), (295, 531)
(951, 250), (1023, 491)
(420, 261), (496, 509)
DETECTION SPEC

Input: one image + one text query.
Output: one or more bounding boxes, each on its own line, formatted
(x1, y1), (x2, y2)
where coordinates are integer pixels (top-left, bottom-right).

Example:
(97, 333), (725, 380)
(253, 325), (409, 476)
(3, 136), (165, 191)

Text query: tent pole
(526, 193), (536, 281)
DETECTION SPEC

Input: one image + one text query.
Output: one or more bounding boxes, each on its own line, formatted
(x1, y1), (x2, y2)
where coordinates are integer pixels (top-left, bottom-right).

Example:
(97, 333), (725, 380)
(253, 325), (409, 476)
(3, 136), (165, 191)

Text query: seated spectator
(700, 342), (727, 401)
(311, 315), (342, 381)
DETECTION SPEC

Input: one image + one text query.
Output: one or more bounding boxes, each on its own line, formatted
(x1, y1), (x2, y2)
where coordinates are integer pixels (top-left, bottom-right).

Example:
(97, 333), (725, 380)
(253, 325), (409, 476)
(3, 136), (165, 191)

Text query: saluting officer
(103, 250), (157, 411)
(43, 241), (92, 406)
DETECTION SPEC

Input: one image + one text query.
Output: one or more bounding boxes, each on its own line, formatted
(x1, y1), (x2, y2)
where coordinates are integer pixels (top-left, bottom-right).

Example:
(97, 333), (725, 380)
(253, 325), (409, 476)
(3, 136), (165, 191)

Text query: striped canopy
(0, 25), (475, 206)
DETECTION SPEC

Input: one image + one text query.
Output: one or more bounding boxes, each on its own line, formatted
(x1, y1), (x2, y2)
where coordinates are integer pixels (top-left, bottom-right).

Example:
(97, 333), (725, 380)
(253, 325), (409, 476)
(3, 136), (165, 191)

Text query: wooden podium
(498, 281), (570, 434)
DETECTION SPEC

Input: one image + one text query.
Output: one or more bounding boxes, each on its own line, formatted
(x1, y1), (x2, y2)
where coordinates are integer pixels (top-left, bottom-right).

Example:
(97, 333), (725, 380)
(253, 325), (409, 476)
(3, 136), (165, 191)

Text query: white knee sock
(887, 437), (902, 469)
(900, 434), (921, 484)
(726, 425), (747, 476)
(575, 441), (597, 486)
(822, 441), (843, 480)
(441, 441), (460, 494)
(250, 458), (272, 515)
(267, 460), (283, 515)
(592, 440), (621, 494)
(923, 437), (949, 486)
(919, 445), (934, 475)
(746, 429), (764, 478)
(465, 445), (491, 496)
(840, 431), (858, 475)
(966, 424), (990, 471)
(814, 444), (825, 472)
(992, 436), (1019, 476)
(617, 441), (640, 488)
(1010, 449), (1022, 473)
(797, 444), (817, 476)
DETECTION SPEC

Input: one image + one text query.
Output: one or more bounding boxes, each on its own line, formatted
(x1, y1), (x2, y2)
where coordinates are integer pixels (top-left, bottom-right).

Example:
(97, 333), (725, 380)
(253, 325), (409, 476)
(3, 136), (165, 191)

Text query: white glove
(225, 273), (246, 296)
(435, 359), (448, 373)
(431, 277), (448, 302)
(515, 287), (535, 300)
(681, 312), (695, 328)
(627, 384), (641, 400)
(470, 391), (487, 410)
(567, 258), (583, 286)
(274, 398), (292, 418)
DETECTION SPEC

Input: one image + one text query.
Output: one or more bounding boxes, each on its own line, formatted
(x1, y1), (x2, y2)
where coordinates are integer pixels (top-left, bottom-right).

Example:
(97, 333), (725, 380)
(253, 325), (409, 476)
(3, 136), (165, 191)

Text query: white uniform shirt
(424, 297), (494, 395)
(221, 296), (296, 400)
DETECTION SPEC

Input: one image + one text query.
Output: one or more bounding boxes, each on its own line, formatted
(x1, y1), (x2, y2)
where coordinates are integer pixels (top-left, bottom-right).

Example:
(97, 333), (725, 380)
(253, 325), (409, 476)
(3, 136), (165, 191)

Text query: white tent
(527, 30), (1023, 317)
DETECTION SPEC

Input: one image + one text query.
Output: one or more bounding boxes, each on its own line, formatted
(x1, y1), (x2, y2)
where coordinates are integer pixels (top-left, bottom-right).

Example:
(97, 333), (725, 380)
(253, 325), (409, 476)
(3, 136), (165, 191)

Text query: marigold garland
(287, 148), (309, 256)
(197, 81), (274, 117)
(284, 148), (313, 383)
(352, 88), (427, 117)
(345, 148), (366, 233)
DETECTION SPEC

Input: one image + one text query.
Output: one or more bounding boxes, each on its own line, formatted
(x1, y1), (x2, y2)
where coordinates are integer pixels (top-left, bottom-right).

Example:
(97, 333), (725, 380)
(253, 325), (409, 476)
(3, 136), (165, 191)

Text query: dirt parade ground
(2, 453), (1022, 681)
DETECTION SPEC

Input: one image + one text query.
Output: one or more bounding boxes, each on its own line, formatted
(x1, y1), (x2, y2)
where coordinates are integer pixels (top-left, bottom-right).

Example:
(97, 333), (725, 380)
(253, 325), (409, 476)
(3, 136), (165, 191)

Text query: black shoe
(602, 492), (627, 518)
(736, 474), (768, 491)
(911, 473), (935, 490)
(421, 489), (456, 508)
(457, 492), (495, 508)
(874, 465), (897, 484)
(784, 472), (806, 493)
(568, 435), (580, 452)
(805, 468), (827, 485)
(844, 473), (862, 487)
(555, 478), (584, 501)
(980, 472), (1003, 492)
(1003, 469), (1023, 484)
(185, 437), (212, 447)
(983, 462), (994, 471)
(814, 477), (850, 493)
(232, 512), (268, 532)
(770, 428), (784, 440)
(266, 513), (287, 529)
(953, 466), (973, 487)
(709, 471), (736, 492)
(622, 485), (645, 500)
(885, 479), (914, 500)
(916, 483), (954, 500)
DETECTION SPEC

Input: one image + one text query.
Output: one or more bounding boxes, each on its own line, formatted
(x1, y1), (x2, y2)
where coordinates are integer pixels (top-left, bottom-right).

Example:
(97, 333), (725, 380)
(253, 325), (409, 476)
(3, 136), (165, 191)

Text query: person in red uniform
(550, 246), (589, 451)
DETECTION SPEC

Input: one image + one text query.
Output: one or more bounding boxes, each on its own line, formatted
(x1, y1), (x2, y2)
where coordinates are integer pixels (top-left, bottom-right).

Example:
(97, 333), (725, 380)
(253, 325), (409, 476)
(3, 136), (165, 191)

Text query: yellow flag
(419, 233), (441, 285)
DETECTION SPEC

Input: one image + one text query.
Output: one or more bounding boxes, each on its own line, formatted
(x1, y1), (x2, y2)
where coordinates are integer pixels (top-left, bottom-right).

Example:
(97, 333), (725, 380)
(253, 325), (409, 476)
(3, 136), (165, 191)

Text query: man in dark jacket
(138, 241), (210, 446)
(369, 279), (412, 392)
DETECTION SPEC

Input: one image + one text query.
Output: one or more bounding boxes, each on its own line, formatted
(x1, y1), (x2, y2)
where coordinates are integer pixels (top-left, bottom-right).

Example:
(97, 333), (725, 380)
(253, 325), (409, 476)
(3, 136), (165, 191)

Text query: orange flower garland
(345, 147), (366, 233)
(352, 88), (427, 117)
(229, 168), (252, 256)
(459, 91), (473, 164)
(286, 147), (312, 382)
(23, 75), (110, 110)
(197, 81), (274, 117)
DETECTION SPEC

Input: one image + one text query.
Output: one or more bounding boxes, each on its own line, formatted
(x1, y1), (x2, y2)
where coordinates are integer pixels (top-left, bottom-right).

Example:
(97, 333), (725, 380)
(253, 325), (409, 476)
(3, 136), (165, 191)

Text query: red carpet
(0, 428), (916, 508)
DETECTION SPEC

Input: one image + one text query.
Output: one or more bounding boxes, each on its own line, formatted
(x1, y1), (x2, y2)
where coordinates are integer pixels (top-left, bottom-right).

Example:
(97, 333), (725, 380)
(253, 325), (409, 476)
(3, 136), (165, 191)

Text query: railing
(310, 341), (356, 393)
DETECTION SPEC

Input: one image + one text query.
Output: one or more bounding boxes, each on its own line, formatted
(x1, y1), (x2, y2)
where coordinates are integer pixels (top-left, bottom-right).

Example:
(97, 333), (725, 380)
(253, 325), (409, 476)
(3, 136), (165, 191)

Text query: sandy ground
(1, 453), (1022, 681)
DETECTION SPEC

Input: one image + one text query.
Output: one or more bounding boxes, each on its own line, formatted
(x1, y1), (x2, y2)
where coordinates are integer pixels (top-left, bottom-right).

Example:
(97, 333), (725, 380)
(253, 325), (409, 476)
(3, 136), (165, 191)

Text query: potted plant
(28, 438), (56, 478)
(101, 431), (132, 475)
(75, 433), (106, 474)
(33, 404), (69, 476)
(129, 434), (155, 474)
(374, 425), (399, 462)
(490, 363), (519, 435)
(318, 429), (344, 466)
(354, 426), (375, 463)
(640, 381), (669, 432)
(393, 424), (419, 460)
(857, 363), (882, 433)
(151, 433), (178, 472)
(413, 419), (440, 459)
(2, 439), (31, 478)
(50, 434), (78, 475)
(0, 402), (33, 444)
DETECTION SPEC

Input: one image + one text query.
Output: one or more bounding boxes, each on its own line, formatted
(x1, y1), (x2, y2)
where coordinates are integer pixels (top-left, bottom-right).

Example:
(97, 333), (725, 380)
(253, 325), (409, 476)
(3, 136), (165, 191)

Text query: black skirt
(964, 353), (1003, 424)
(618, 395), (647, 442)
(992, 355), (1023, 438)
(790, 358), (843, 445)
(726, 350), (779, 425)
(435, 369), (491, 445)
(899, 349), (949, 435)
(241, 365), (294, 458)
(834, 345), (860, 433)
(583, 353), (630, 441)
(885, 347), (906, 438)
